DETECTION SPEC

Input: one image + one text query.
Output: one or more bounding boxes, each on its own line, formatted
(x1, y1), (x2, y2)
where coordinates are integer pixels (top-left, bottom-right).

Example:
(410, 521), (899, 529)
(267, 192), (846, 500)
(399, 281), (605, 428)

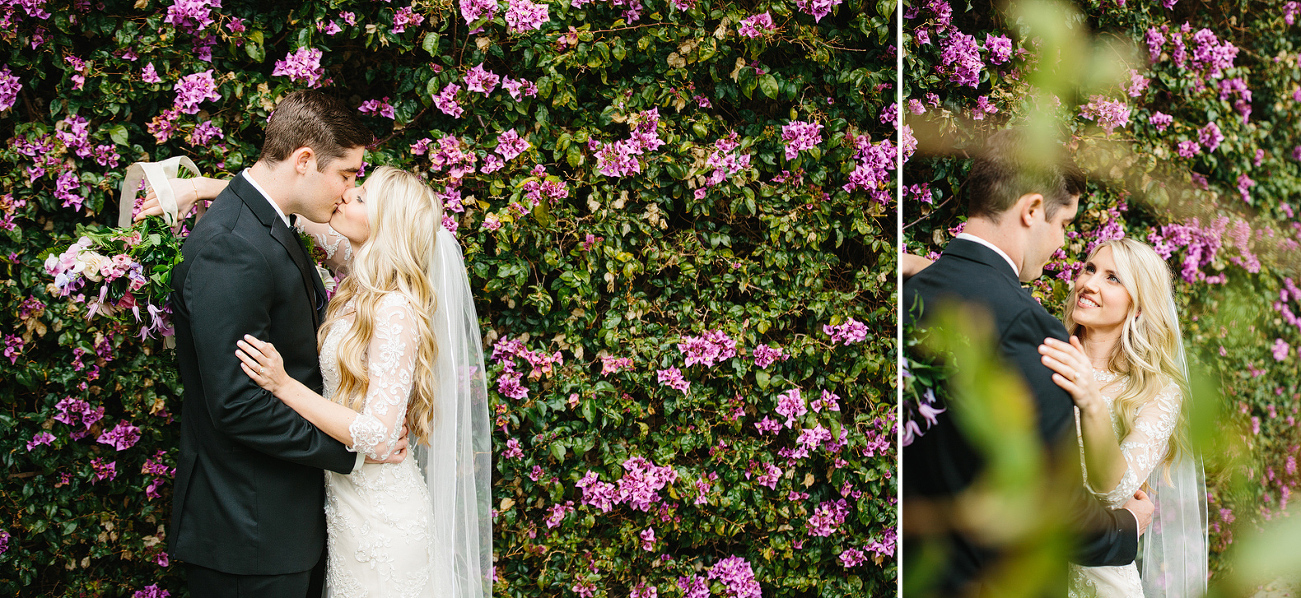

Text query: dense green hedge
(0, 0), (895, 595)
(903, 0), (1301, 578)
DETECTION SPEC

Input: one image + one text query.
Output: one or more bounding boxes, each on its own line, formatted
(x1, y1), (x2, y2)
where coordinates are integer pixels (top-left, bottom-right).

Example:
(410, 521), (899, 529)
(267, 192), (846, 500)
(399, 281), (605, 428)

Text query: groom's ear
(1018, 193), (1045, 227)
(290, 146), (317, 175)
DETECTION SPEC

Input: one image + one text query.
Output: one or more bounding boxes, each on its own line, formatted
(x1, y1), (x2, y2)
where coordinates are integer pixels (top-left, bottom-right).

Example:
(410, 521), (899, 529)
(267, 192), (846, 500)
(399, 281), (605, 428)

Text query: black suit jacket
(169, 173), (356, 575)
(902, 238), (1138, 594)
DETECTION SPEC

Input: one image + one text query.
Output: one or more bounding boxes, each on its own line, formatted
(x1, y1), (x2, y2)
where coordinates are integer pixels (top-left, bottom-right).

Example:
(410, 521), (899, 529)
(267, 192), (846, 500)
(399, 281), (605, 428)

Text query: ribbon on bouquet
(117, 156), (203, 232)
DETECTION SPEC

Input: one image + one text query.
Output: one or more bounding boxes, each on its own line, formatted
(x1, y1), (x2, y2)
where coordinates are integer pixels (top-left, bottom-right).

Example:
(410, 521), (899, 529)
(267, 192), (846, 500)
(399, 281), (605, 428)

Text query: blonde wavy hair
(318, 165), (441, 445)
(1062, 237), (1189, 473)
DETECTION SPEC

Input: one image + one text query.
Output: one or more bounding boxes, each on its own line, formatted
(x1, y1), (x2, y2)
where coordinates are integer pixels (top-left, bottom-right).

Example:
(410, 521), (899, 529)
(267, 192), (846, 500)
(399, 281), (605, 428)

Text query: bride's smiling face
(331, 180), (371, 245)
(1072, 245), (1133, 331)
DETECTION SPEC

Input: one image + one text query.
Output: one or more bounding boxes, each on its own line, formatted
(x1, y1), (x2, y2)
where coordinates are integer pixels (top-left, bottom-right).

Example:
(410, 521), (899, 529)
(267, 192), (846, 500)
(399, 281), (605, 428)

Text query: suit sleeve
(183, 232), (357, 474)
(1002, 310), (1139, 567)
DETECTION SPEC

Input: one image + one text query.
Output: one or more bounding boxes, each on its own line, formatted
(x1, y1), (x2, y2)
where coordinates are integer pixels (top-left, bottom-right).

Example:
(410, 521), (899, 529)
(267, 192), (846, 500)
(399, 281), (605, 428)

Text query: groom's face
(299, 145), (365, 223)
(1021, 193), (1079, 283)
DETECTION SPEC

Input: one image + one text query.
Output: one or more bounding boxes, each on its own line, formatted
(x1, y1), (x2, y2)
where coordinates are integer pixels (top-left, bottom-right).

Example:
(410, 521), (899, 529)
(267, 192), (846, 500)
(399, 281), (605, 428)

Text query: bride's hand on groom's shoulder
(236, 335), (291, 396)
(1038, 336), (1104, 413)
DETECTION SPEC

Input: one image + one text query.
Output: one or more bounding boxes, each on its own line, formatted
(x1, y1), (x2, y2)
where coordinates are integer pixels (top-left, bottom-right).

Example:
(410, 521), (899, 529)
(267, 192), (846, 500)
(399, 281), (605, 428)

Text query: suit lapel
(229, 174), (325, 330)
(270, 219), (324, 330)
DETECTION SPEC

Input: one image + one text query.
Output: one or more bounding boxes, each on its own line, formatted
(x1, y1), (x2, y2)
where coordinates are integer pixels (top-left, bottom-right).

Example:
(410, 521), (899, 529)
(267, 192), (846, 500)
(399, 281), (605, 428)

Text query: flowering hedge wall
(902, 0), (1301, 577)
(0, 0), (895, 595)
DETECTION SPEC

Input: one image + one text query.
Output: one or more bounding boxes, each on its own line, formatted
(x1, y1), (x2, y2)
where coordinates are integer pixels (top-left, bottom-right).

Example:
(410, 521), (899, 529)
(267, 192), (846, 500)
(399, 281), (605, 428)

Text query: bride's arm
(235, 295), (418, 460)
(132, 176), (229, 221)
(1039, 337), (1128, 490)
(293, 217), (354, 274)
(1088, 380), (1184, 504)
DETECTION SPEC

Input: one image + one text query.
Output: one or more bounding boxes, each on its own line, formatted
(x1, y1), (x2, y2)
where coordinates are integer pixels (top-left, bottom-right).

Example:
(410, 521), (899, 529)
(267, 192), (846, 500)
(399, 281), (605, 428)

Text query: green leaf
(759, 74), (779, 99)
(421, 31), (440, 56)
(550, 441), (567, 461)
(108, 125), (130, 146)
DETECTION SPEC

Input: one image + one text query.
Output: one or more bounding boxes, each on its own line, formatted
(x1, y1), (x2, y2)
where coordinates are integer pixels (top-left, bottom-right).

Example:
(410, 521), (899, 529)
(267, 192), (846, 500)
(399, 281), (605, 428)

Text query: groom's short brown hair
(259, 90), (373, 170)
(965, 127), (1084, 221)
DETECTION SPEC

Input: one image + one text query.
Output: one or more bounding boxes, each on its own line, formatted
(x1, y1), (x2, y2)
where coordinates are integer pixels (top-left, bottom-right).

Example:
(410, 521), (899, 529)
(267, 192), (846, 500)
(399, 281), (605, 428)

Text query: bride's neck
(1079, 326), (1122, 370)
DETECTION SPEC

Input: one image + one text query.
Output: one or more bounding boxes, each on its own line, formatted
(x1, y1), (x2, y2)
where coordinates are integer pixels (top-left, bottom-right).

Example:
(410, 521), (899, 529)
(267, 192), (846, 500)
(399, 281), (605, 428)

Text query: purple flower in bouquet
(781, 120), (823, 160)
(939, 31), (983, 87)
(164, 0), (220, 34)
(391, 6), (423, 33)
(358, 97), (395, 119)
(504, 0), (549, 33)
(738, 12), (775, 38)
(985, 34), (1013, 64)
(272, 48), (325, 88)
(496, 129), (530, 161)
(464, 63), (500, 94)
(795, 0), (842, 22)
(0, 65), (22, 112)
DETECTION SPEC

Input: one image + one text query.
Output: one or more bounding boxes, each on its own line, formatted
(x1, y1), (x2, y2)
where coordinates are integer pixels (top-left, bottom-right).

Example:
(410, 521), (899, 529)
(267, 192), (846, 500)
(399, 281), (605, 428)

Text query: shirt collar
(241, 169), (291, 227)
(956, 232), (1019, 277)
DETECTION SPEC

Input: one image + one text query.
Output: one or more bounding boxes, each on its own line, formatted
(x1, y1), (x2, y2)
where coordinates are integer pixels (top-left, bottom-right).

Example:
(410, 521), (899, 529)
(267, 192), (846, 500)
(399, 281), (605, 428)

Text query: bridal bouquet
(40, 216), (184, 340)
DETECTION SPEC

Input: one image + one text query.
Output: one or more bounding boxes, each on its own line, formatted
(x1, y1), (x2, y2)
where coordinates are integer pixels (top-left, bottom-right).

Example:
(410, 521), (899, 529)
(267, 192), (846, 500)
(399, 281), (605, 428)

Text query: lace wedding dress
(1068, 370), (1184, 598)
(320, 293), (442, 597)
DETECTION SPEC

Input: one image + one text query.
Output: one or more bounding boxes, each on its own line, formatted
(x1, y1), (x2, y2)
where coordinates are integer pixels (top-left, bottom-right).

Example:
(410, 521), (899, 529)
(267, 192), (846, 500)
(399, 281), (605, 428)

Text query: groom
(167, 90), (401, 597)
(902, 128), (1155, 596)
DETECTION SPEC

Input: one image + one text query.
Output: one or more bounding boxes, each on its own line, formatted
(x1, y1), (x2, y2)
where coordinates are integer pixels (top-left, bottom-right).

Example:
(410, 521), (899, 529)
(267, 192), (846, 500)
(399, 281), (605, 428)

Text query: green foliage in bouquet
(0, 0), (895, 596)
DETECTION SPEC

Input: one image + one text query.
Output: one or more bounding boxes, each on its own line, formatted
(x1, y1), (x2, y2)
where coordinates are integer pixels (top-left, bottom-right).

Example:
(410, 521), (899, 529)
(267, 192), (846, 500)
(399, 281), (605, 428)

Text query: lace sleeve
(1091, 380), (1184, 505)
(346, 293), (418, 461)
(294, 217), (353, 273)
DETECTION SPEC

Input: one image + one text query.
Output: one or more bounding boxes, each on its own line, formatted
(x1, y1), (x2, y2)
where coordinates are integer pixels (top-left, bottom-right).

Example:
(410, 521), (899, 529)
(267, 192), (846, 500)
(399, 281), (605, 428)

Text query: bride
(904, 237), (1207, 597)
(151, 166), (491, 597)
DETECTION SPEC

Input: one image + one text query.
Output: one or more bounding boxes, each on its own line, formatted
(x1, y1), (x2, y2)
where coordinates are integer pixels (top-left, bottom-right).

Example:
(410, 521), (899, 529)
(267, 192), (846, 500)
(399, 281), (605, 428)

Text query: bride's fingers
(1040, 354), (1078, 378)
(235, 348), (263, 370)
(1038, 345), (1079, 369)
(236, 340), (270, 364)
(1051, 372), (1081, 395)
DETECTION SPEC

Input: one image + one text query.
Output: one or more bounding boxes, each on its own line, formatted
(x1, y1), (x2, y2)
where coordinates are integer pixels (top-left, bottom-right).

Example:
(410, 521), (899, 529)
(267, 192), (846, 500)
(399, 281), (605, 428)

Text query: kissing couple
(902, 127), (1208, 598)
(139, 90), (492, 598)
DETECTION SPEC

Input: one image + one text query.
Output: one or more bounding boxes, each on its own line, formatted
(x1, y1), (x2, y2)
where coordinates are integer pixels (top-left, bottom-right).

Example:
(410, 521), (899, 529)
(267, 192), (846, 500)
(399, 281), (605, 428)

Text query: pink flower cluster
(545, 501), (574, 528)
(358, 97), (395, 119)
(795, 0), (842, 22)
(780, 120), (823, 160)
(751, 461), (782, 489)
(505, 0), (549, 32)
(427, 135), (478, 179)
(738, 12), (775, 38)
(55, 397), (104, 441)
(657, 366), (689, 394)
(98, 420), (141, 451)
(164, 0), (220, 34)
(464, 63), (500, 94)
(0, 65), (22, 112)
(1078, 95), (1130, 136)
(142, 450), (175, 499)
(823, 317), (867, 345)
(939, 31), (982, 87)
(843, 132), (896, 203)
(1273, 339), (1290, 361)
(698, 133), (752, 198)
(91, 457), (118, 483)
(391, 6), (423, 33)
(492, 336), (563, 400)
(460, 0), (498, 24)
(1147, 217), (1229, 284)
(677, 329), (737, 367)
(173, 70), (222, 114)
(188, 120), (224, 146)
(774, 388), (806, 427)
(1149, 23), (1239, 78)
(593, 109), (664, 177)
(985, 33), (1013, 64)
(752, 344), (789, 368)
(26, 431), (53, 451)
(272, 48), (325, 88)
(706, 555), (762, 598)
(600, 355), (634, 375)
(496, 129), (530, 161)
(805, 498), (850, 536)
(501, 76), (538, 101)
(433, 83), (463, 118)
(575, 456), (678, 512)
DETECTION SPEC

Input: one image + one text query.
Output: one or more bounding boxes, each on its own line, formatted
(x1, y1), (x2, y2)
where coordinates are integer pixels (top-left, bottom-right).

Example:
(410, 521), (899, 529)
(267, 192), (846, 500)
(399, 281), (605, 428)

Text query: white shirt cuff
(351, 451), (366, 473)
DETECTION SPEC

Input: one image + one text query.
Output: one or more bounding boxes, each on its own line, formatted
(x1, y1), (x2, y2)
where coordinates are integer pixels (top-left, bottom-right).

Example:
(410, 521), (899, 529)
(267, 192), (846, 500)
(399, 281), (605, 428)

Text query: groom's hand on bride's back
(1122, 489), (1155, 536)
(363, 424), (411, 464)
